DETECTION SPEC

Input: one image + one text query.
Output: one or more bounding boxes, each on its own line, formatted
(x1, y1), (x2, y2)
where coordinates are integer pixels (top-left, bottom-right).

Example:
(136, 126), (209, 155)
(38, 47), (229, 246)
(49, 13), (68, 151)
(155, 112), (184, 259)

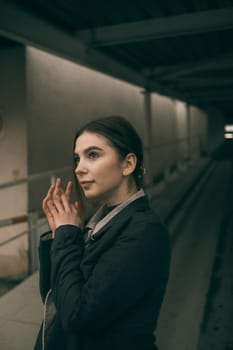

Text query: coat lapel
(80, 196), (150, 280)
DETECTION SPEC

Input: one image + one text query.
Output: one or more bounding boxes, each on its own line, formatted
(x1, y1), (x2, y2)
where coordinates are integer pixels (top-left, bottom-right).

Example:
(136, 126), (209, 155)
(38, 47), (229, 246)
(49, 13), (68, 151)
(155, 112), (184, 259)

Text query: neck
(102, 183), (138, 206)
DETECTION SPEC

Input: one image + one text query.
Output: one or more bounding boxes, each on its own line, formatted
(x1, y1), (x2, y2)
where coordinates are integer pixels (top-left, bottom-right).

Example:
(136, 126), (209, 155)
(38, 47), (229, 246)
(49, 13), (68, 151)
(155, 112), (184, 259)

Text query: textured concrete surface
(0, 255), (28, 280)
(157, 161), (232, 350)
(0, 272), (42, 350)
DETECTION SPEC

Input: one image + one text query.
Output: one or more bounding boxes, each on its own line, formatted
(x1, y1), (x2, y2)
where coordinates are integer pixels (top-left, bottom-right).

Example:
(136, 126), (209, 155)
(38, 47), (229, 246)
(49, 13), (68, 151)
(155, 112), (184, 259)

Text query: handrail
(0, 136), (200, 191)
(0, 136), (200, 228)
(0, 216), (48, 248)
(0, 138), (203, 273)
(0, 166), (71, 190)
(0, 211), (45, 228)
(0, 166), (71, 251)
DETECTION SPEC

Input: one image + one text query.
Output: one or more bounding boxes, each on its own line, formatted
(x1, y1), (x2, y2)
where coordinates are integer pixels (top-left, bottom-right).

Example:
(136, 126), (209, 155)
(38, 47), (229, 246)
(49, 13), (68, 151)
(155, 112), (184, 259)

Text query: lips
(80, 181), (94, 186)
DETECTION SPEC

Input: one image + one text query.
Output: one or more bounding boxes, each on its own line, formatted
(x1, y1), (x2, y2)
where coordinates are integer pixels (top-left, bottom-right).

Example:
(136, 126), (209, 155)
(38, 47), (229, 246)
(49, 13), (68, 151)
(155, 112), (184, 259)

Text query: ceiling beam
(1, 1), (227, 110)
(0, 1), (147, 89)
(195, 96), (233, 102)
(191, 94), (233, 100)
(143, 53), (233, 79)
(162, 77), (233, 85)
(0, 1), (192, 105)
(187, 90), (233, 100)
(76, 7), (233, 47)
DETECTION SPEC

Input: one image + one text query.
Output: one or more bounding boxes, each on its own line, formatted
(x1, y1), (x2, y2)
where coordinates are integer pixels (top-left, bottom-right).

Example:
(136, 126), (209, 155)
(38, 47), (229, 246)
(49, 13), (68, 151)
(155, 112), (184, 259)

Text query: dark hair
(73, 116), (144, 189)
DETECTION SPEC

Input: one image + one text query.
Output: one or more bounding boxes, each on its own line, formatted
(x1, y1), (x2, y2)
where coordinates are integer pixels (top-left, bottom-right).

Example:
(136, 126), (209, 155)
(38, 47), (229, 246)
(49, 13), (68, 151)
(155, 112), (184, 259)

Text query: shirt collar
(85, 188), (146, 236)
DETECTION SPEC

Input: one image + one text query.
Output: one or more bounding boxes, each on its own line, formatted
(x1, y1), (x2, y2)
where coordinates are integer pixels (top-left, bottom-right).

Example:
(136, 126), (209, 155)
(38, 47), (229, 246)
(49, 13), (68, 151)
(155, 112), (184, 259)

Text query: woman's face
(74, 131), (131, 205)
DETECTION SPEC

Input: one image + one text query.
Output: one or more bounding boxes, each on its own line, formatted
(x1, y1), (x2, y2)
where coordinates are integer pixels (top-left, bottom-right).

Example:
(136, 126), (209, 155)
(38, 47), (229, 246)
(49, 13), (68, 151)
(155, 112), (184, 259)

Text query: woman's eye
(88, 152), (98, 159)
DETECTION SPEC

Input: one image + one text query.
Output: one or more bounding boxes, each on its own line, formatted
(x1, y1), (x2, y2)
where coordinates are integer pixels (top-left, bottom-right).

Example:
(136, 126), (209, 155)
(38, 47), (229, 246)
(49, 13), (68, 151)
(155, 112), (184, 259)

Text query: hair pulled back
(73, 115), (144, 189)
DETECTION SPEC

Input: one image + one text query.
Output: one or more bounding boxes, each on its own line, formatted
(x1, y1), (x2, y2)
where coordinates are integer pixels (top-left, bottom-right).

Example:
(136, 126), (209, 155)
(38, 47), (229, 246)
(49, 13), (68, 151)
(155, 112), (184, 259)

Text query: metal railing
(0, 166), (71, 274)
(0, 166), (71, 190)
(0, 135), (202, 275)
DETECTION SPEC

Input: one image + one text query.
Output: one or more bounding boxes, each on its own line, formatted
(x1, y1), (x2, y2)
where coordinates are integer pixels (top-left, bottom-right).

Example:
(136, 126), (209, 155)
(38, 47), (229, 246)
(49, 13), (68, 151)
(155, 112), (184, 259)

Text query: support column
(142, 89), (153, 185)
(28, 211), (39, 274)
(186, 103), (192, 161)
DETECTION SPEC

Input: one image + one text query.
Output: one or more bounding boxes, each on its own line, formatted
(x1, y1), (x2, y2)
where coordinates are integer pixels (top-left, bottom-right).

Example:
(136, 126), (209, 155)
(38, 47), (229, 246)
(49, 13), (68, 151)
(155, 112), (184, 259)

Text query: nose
(75, 158), (88, 177)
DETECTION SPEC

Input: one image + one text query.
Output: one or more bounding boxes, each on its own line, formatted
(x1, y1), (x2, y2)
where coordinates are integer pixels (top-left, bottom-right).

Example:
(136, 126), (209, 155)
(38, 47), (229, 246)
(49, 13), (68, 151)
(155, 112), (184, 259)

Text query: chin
(83, 190), (99, 200)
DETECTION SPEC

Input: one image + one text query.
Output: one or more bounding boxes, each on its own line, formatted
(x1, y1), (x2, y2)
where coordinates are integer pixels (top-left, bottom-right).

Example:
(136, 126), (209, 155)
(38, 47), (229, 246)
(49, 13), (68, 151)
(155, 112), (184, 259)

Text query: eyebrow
(74, 146), (104, 156)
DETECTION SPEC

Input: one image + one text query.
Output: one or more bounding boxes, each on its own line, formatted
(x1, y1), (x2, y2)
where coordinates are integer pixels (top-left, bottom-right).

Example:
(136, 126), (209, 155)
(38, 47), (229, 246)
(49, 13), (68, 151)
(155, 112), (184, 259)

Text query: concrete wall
(26, 47), (146, 210)
(190, 106), (208, 158)
(206, 107), (225, 154)
(0, 46), (212, 216)
(0, 46), (213, 276)
(26, 47), (210, 209)
(151, 94), (177, 176)
(175, 100), (189, 162)
(150, 96), (209, 180)
(0, 46), (28, 268)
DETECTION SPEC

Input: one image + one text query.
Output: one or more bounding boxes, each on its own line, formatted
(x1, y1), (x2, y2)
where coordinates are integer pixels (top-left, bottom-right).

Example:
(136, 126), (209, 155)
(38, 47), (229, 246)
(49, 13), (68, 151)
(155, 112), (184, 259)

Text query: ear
(122, 153), (137, 176)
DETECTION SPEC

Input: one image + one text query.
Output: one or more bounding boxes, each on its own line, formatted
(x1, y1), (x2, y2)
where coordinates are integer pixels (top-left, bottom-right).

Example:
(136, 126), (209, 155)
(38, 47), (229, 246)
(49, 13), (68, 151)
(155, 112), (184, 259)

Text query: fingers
(65, 181), (73, 200)
(42, 184), (55, 213)
(47, 194), (80, 228)
(53, 178), (63, 197)
(57, 191), (78, 215)
(52, 197), (65, 213)
(53, 178), (73, 201)
(60, 192), (71, 212)
(43, 178), (76, 217)
(52, 178), (65, 209)
(47, 200), (58, 215)
(48, 179), (72, 213)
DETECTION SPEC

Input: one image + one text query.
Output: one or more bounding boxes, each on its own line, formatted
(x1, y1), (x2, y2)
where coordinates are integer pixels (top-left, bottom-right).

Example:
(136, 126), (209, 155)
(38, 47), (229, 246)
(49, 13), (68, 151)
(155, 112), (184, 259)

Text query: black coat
(35, 196), (170, 350)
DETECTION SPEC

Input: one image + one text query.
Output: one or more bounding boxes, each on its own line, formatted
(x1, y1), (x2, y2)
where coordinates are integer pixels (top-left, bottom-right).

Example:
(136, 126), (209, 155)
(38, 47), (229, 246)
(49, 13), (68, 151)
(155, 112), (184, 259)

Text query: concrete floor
(0, 272), (42, 350)
(157, 160), (233, 350)
(197, 161), (233, 350)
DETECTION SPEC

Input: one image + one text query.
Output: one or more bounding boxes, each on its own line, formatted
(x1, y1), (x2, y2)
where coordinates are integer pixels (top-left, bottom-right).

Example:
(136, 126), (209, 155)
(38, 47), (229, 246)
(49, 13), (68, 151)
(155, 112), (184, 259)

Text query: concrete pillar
(186, 103), (192, 161)
(142, 89), (153, 185)
(28, 212), (40, 274)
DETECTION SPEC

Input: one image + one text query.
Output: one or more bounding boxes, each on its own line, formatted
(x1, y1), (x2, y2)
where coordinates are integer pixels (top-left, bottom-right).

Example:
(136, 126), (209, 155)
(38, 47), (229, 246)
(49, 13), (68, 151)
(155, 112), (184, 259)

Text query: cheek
(94, 158), (122, 179)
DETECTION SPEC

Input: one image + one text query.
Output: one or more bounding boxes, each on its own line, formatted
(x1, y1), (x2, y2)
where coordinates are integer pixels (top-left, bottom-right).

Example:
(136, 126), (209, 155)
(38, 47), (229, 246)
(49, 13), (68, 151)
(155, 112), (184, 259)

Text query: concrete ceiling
(0, 0), (233, 119)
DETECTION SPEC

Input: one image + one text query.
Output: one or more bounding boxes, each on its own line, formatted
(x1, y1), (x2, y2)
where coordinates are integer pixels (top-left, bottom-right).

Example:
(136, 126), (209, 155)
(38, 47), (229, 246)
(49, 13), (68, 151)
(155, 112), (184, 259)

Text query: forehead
(74, 131), (113, 153)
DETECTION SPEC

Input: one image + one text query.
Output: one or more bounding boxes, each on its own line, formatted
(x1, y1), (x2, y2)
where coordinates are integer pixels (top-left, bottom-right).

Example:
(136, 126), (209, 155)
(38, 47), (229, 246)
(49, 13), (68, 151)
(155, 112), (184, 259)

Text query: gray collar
(85, 189), (146, 240)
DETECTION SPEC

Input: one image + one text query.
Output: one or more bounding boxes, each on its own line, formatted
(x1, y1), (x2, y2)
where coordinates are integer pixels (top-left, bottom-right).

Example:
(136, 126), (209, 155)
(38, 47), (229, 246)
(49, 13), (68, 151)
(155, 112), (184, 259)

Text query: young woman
(34, 116), (170, 350)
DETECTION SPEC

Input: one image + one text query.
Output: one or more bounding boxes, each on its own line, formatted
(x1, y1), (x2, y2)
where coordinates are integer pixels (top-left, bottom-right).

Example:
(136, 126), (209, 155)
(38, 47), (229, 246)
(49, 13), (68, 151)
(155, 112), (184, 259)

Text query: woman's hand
(43, 178), (82, 231)
(42, 183), (57, 233)
(42, 178), (81, 232)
